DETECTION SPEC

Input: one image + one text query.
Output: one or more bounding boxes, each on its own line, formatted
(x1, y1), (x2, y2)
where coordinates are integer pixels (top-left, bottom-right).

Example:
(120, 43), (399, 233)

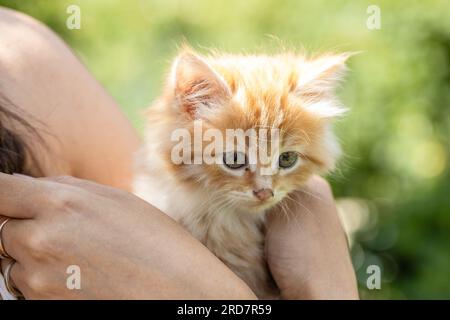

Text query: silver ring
(0, 219), (11, 259)
(4, 259), (22, 298)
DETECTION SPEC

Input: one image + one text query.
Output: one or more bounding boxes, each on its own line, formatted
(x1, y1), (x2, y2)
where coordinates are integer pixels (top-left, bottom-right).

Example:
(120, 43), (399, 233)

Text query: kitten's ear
(171, 50), (230, 118)
(295, 53), (352, 118)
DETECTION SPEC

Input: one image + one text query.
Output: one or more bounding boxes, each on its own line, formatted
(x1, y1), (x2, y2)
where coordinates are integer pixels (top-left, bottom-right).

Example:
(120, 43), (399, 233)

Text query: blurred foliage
(0, 0), (449, 299)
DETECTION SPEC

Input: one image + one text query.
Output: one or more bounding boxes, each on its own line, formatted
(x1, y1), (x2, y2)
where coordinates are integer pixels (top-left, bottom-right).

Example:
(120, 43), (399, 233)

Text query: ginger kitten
(134, 48), (349, 299)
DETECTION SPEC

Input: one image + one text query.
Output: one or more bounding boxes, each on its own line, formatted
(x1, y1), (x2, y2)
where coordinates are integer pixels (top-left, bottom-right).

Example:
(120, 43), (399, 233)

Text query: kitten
(134, 48), (349, 299)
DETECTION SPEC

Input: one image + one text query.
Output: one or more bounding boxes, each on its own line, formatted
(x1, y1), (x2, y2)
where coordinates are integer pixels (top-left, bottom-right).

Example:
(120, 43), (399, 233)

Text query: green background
(1, 0), (449, 299)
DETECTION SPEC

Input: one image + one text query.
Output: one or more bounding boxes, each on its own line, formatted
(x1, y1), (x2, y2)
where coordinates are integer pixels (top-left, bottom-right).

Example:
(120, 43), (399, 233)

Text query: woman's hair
(0, 95), (42, 175)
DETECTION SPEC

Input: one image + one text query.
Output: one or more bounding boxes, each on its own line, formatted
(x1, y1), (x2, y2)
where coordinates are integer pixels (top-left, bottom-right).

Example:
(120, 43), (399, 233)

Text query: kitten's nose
(253, 188), (274, 201)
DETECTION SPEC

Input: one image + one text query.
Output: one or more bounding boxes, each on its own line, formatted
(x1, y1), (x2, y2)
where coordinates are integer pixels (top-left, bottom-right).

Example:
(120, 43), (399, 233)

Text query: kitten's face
(159, 50), (348, 212)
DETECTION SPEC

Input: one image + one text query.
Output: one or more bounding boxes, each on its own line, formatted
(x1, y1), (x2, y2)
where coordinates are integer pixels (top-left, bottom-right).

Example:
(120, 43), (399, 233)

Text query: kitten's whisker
(284, 194), (314, 218)
(300, 129), (312, 145)
(279, 201), (291, 223)
(297, 188), (323, 201)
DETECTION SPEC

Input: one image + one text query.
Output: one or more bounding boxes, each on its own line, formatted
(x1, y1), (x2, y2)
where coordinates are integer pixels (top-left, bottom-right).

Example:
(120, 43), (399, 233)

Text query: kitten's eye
(279, 151), (298, 169)
(223, 152), (247, 169)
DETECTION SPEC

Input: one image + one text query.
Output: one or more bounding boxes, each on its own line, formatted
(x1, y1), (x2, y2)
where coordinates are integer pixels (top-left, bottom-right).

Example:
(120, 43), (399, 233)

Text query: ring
(0, 219), (11, 259)
(4, 259), (22, 298)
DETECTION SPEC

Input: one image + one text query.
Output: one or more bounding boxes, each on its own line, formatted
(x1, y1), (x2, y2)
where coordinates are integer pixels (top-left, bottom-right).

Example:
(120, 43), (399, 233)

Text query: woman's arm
(0, 174), (357, 300)
(0, 7), (140, 190)
(266, 176), (359, 299)
(0, 173), (256, 299)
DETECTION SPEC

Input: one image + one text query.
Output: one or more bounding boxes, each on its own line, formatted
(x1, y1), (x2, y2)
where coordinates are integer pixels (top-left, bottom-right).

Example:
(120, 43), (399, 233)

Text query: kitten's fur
(134, 48), (349, 299)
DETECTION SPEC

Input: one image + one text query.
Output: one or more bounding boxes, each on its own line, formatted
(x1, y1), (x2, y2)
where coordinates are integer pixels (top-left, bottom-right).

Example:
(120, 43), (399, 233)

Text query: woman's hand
(266, 176), (359, 299)
(0, 173), (256, 299)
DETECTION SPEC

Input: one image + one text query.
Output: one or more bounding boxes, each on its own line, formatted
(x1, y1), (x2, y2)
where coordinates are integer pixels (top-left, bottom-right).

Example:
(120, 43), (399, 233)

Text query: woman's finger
(0, 217), (32, 262)
(1, 259), (27, 298)
(0, 173), (53, 219)
(0, 216), (11, 259)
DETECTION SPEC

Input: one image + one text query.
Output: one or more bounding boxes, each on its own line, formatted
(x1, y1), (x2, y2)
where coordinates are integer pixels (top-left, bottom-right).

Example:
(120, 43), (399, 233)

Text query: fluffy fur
(134, 48), (349, 299)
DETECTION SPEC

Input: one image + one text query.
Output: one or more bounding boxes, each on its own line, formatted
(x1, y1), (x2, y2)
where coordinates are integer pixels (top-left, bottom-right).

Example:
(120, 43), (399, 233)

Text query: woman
(0, 7), (358, 299)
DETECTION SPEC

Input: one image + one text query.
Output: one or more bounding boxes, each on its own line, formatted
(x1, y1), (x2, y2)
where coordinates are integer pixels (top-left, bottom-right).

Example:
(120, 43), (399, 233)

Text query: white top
(0, 273), (17, 300)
